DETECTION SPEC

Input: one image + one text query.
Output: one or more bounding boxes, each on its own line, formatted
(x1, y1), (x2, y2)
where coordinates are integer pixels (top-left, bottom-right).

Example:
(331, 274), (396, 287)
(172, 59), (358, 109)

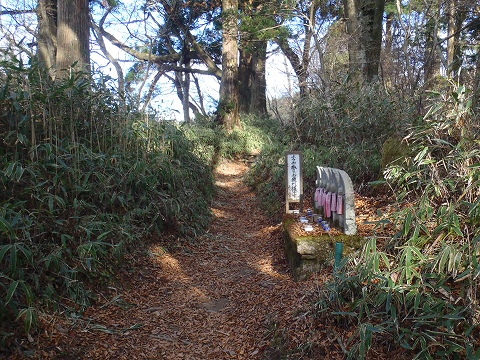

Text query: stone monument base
(283, 217), (366, 281)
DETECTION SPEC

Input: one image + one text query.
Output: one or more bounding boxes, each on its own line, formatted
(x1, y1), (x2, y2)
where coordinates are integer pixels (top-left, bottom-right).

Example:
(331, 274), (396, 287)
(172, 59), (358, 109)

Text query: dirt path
(24, 159), (338, 359)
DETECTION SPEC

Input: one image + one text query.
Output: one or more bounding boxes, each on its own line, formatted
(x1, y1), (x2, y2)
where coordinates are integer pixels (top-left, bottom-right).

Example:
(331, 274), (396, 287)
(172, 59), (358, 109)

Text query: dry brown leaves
(9, 160), (400, 360)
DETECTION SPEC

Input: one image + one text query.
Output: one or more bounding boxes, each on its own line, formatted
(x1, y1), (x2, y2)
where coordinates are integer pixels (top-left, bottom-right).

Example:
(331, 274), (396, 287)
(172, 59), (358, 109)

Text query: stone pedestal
(283, 218), (366, 281)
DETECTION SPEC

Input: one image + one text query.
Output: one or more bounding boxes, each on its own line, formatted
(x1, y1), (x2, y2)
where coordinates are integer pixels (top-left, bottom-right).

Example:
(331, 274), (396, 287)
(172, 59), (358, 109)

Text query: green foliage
(318, 237), (479, 359)
(185, 114), (274, 167)
(292, 82), (413, 185)
(316, 83), (480, 359)
(239, 2), (283, 43)
(245, 144), (288, 216)
(238, 116), (290, 216)
(247, 82), (414, 220)
(0, 56), (214, 339)
(220, 115), (273, 158)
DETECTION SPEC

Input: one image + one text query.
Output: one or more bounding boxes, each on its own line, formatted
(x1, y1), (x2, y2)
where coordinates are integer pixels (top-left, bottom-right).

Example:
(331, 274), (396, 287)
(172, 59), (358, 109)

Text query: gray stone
(315, 166), (357, 235)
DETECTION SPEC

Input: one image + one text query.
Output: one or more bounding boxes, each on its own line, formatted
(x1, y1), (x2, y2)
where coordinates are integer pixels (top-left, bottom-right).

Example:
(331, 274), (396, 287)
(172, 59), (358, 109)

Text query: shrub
(184, 114), (276, 167)
(316, 83), (480, 359)
(248, 82), (414, 220)
(0, 56), (214, 340)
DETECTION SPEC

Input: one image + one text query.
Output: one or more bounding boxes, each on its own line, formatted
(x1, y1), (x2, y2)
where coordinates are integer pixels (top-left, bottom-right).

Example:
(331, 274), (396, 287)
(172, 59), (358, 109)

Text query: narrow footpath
(25, 159), (341, 360)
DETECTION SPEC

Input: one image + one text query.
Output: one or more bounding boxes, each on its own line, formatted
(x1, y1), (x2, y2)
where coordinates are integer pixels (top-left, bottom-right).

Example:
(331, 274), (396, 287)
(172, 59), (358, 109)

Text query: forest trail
(23, 159), (339, 359)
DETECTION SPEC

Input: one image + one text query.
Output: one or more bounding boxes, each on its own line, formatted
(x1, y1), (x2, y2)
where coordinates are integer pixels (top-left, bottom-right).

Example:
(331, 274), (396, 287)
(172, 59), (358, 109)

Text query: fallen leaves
(9, 159), (401, 360)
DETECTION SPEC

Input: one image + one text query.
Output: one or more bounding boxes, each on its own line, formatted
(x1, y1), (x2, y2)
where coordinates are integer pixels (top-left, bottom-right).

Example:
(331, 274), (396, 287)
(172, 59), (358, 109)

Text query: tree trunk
(181, 64), (191, 123)
(56, 0), (90, 74)
(238, 40), (267, 115)
(37, 0), (57, 71)
(216, 0), (240, 130)
(37, 0), (90, 77)
(362, 0), (385, 81)
(473, 49), (480, 113)
(249, 40), (267, 115)
(343, 0), (362, 82)
(275, 0), (318, 98)
(238, 48), (253, 113)
(343, 0), (385, 82)
(384, 11), (394, 56)
(446, 0), (467, 78)
(276, 37), (306, 96)
(423, 14), (441, 86)
(298, 1), (318, 97)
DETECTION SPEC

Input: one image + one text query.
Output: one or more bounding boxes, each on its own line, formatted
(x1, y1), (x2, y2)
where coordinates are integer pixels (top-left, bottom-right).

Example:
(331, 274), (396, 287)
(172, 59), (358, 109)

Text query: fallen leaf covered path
(23, 159), (334, 360)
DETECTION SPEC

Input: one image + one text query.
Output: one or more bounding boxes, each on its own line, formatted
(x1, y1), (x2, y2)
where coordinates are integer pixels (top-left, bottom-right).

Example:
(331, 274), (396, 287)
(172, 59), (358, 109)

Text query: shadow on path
(24, 159), (333, 360)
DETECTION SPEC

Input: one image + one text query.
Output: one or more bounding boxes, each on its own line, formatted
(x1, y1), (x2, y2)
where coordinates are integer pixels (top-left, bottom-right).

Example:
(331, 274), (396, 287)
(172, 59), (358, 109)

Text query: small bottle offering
(320, 220), (331, 231)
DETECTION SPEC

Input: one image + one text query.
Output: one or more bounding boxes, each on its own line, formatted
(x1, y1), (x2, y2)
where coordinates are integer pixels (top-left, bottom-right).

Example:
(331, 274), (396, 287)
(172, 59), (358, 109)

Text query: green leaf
(0, 217), (15, 238)
(0, 244), (13, 263)
(331, 311), (358, 318)
(15, 243), (33, 265)
(442, 314), (464, 321)
(385, 290), (392, 312)
(436, 246), (450, 274)
(17, 307), (36, 334)
(404, 212), (413, 237)
(5, 280), (20, 305)
(454, 268), (471, 282)
(413, 146), (429, 163)
(413, 291), (422, 315)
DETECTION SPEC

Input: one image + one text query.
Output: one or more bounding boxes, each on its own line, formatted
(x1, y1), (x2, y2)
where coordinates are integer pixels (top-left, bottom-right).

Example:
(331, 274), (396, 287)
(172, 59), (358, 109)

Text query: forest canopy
(1, 0), (477, 126)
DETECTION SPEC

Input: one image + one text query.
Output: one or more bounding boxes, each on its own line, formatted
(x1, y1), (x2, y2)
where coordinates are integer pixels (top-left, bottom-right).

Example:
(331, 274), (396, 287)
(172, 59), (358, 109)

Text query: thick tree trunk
(56, 0), (90, 74)
(37, 0), (90, 77)
(343, 0), (362, 81)
(362, 0), (385, 81)
(447, 0), (457, 77)
(37, 0), (57, 71)
(238, 49), (253, 114)
(249, 40), (267, 115)
(216, 0), (240, 130)
(343, 0), (385, 82)
(238, 40), (267, 115)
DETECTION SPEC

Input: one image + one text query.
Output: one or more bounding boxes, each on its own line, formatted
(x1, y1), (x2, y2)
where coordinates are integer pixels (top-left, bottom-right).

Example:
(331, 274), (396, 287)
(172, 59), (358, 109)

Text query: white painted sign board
(285, 152), (303, 213)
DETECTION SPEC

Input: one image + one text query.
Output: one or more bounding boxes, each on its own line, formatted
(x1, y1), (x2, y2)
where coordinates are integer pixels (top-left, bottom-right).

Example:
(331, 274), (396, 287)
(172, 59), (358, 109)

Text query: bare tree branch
(92, 19), (182, 63)
(91, 13), (126, 109)
(0, 9), (35, 16)
(157, 0), (222, 79)
(92, 5), (221, 78)
(141, 69), (164, 113)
